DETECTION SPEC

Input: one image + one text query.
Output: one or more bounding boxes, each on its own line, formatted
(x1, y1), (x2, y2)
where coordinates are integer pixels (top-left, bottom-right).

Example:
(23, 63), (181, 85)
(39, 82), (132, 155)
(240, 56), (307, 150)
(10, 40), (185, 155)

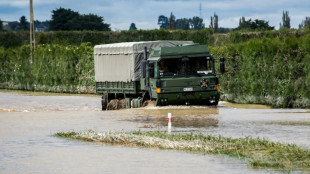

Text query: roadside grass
(264, 121), (310, 126)
(55, 131), (310, 171)
(0, 89), (101, 97)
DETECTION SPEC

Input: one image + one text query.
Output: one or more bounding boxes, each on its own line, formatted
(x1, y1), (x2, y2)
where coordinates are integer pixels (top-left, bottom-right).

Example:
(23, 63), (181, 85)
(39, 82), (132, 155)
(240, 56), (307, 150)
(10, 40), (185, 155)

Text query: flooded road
(0, 90), (309, 173)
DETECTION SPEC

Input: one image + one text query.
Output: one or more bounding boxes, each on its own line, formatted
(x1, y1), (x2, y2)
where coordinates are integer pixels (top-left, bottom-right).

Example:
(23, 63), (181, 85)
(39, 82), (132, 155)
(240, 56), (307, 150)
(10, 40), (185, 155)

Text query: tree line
(156, 10), (310, 32)
(49, 7), (110, 31)
(0, 16), (48, 31)
(0, 7), (111, 32)
(158, 13), (205, 30)
(0, 8), (310, 32)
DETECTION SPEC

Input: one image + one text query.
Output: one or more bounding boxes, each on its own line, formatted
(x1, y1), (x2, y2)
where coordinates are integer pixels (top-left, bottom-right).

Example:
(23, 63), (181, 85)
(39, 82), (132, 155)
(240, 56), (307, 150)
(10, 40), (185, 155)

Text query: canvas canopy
(94, 41), (193, 82)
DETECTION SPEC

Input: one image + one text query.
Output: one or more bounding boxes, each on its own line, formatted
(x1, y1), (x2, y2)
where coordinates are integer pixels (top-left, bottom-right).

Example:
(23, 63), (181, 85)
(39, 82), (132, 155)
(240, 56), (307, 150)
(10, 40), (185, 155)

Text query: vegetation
(18, 16), (29, 31)
(55, 130), (310, 170)
(211, 33), (310, 108)
(129, 23), (137, 30)
(264, 121), (310, 126)
(49, 7), (111, 31)
(0, 29), (309, 108)
(299, 17), (310, 29)
(3, 16), (49, 32)
(0, 19), (3, 31)
(2, 29), (304, 48)
(158, 15), (168, 29)
(158, 13), (205, 30)
(210, 13), (219, 33)
(0, 29), (216, 48)
(0, 43), (94, 93)
(167, 13), (176, 30)
(280, 11), (291, 29)
(236, 17), (274, 31)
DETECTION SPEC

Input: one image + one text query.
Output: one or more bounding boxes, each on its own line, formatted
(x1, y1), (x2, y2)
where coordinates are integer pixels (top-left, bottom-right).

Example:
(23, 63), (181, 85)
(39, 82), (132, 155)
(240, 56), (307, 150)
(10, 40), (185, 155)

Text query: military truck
(94, 41), (225, 110)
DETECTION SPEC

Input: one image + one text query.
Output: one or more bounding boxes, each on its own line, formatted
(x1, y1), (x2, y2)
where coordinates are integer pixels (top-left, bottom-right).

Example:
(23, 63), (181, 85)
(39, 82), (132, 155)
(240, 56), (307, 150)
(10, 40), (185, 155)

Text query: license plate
(183, 87), (193, 92)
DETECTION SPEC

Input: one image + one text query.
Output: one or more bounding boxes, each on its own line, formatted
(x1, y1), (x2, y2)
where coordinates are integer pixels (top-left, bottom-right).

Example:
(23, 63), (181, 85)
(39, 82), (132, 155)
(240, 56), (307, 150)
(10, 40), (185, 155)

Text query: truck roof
(148, 45), (210, 61)
(94, 40), (194, 55)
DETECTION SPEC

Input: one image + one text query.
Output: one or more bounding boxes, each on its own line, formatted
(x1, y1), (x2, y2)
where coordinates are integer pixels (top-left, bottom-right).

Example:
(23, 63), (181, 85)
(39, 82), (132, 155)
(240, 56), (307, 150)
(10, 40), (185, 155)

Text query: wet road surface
(0, 90), (309, 173)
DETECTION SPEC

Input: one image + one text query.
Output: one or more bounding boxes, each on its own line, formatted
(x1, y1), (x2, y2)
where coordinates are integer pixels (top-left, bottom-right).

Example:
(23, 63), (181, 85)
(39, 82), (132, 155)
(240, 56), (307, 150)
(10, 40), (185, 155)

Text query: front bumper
(156, 90), (220, 106)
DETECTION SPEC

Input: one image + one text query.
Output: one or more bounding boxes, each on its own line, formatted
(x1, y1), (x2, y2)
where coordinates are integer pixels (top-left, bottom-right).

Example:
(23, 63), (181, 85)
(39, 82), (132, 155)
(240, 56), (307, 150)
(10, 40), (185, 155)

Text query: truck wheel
(101, 96), (108, 111)
(205, 100), (218, 106)
(212, 100), (219, 106)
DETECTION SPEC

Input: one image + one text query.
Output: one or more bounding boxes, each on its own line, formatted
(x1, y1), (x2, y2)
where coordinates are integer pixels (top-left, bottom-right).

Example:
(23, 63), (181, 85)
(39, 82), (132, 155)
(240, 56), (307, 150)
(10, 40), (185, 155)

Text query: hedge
(1, 29), (308, 48)
(211, 34), (310, 108)
(0, 43), (95, 93)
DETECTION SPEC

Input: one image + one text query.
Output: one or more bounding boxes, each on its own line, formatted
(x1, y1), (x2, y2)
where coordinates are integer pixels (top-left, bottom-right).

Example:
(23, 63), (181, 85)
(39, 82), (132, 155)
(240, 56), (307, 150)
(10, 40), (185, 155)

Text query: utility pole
(29, 0), (35, 64)
(199, 2), (202, 18)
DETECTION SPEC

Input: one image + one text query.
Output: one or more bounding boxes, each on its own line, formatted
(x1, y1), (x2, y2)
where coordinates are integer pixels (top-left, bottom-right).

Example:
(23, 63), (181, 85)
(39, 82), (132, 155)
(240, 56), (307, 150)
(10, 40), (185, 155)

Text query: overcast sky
(0, 0), (309, 30)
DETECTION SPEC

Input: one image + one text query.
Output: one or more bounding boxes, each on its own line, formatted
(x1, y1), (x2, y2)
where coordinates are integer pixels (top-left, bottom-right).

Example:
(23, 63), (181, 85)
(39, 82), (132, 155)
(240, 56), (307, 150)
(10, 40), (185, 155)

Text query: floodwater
(0, 90), (309, 174)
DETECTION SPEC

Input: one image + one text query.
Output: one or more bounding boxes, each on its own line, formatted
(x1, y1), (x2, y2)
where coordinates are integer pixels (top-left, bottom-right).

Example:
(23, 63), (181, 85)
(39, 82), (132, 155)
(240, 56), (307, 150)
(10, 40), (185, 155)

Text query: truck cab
(94, 41), (224, 110)
(141, 44), (220, 106)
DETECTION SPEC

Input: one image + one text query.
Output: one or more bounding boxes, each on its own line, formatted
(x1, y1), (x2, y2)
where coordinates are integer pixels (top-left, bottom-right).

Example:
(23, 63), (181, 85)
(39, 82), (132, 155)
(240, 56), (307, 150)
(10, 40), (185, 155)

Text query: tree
(158, 15), (168, 29)
(129, 23), (137, 30)
(167, 12), (176, 30)
(49, 7), (110, 31)
(209, 16), (213, 29)
(34, 20), (49, 31)
(18, 16), (29, 30)
(214, 13), (219, 33)
(8, 21), (19, 31)
(280, 10), (290, 29)
(236, 17), (274, 30)
(239, 16), (246, 28)
(209, 13), (218, 32)
(158, 14), (204, 30)
(189, 16), (205, 30)
(299, 17), (310, 29)
(80, 14), (110, 31)
(176, 18), (190, 30)
(50, 7), (80, 30)
(0, 19), (3, 31)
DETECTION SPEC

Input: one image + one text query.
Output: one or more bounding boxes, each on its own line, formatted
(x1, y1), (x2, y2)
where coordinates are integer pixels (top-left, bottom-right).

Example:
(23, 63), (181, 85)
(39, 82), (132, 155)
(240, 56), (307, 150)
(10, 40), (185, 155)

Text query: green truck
(94, 41), (225, 110)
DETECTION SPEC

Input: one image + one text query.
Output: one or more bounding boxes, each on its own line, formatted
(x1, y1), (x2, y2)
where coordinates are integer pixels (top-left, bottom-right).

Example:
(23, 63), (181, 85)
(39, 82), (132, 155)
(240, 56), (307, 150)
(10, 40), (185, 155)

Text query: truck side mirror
(149, 62), (154, 78)
(220, 57), (225, 74)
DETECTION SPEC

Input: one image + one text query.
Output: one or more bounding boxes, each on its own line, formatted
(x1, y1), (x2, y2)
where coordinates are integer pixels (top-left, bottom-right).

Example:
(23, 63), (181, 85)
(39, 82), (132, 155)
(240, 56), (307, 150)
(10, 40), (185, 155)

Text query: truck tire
(101, 96), (108, 111)
(211, 100), (219, 106)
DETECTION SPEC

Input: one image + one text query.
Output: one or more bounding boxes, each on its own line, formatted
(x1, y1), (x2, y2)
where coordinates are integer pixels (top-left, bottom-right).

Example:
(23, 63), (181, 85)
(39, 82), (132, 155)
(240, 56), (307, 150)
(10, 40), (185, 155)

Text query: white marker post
(168, 113), (172, 134)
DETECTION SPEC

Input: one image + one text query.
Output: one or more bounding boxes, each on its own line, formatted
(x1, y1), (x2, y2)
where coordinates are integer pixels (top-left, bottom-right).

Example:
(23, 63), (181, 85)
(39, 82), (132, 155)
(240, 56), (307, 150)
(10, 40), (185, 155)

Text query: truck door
(146, 62), (155, 99)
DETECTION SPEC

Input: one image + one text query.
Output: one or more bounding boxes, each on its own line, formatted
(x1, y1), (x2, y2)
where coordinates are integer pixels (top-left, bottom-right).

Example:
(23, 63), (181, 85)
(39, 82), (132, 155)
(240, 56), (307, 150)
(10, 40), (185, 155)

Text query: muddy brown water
(0, 90), (309, 173)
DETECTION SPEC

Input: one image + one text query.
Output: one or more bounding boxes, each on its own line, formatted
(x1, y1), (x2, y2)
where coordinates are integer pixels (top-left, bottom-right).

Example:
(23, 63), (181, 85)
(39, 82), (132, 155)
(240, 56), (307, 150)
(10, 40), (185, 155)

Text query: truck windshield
(158, 57), (213, 78)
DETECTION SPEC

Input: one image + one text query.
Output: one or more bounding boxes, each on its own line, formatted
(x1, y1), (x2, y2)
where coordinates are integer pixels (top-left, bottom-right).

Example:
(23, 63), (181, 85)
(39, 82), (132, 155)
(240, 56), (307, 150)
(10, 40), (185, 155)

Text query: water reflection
(125, 107), (219, 128)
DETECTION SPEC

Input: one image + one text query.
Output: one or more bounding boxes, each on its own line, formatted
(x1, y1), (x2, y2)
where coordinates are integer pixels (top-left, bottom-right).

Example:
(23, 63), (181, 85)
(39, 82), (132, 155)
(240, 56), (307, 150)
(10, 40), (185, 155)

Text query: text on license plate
(183, 87), (193, 91)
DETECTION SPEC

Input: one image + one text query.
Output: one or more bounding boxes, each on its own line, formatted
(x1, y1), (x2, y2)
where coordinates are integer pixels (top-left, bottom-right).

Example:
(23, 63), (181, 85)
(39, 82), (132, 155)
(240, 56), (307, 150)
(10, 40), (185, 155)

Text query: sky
(0, 0), (309, 30)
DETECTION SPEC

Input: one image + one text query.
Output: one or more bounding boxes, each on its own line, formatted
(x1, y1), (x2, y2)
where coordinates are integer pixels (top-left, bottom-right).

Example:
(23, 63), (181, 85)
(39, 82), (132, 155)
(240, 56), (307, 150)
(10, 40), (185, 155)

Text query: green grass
(55, 130), (310, 171)
(264, 121), (310, 126)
